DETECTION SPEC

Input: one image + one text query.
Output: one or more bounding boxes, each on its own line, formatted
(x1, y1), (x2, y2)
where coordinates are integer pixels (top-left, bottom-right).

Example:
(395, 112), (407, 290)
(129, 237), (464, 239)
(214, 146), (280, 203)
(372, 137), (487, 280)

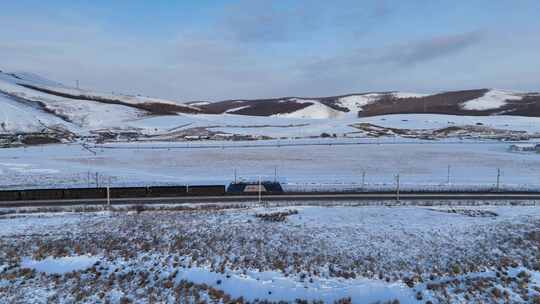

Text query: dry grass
(1, 207), (540, 302)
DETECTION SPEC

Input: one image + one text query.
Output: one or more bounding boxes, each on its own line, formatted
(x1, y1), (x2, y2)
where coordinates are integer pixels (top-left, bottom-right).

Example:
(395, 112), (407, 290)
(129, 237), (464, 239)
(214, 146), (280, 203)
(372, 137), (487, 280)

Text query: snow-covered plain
(126, 112), (540, 140)
(1, 205), (540, 303)
(358, 113), (540, 133)
(1, 139), (539, 190)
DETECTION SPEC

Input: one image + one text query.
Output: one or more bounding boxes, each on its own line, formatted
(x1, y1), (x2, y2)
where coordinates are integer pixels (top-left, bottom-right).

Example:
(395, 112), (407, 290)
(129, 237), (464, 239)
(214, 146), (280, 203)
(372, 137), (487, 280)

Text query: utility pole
(274, 167), (278, 183)
(362, 171), (366, 188)
(95, 172), (99, 188)
(234, 169), (237, 184)
(497, 168), (501, 190)
(258, 175), (262, 206)
(396, 174), (400, 202)
(447, 165), (451, 185)
(107, 177), (112, 208)
(76, 80), (79, 89)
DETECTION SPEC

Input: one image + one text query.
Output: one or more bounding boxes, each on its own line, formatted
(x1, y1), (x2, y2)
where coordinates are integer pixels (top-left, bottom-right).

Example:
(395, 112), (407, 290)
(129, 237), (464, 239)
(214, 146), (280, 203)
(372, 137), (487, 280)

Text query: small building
(510, 144), (536, 152)
(536, 144), (540, 152)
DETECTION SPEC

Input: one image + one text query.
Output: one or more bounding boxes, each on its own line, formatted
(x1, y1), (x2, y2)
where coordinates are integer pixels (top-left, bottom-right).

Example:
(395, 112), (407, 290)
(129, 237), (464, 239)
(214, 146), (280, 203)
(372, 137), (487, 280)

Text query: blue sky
(1, 1), (539, 100)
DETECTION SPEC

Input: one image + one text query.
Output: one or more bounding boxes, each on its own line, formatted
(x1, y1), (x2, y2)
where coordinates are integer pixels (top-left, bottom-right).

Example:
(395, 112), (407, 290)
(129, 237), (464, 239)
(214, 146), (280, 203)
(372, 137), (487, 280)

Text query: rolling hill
(0, 69), (539, 144)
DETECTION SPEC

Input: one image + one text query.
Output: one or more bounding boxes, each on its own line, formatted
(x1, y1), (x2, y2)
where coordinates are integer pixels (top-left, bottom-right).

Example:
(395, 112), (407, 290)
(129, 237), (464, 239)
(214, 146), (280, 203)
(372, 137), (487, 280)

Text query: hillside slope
(358, 89), (540, 117)
(0, 69), (539, 143)
(0, 92), (75, 134)
(0, 72), (152, 129)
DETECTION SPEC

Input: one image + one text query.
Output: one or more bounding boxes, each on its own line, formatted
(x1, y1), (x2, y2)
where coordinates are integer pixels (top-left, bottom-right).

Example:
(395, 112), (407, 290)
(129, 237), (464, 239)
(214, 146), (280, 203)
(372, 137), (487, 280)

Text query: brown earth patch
(502, 95), (540, 116)
(20, 135), (61, 145)
(199, 93), (393, 115)
(358, 90), (540, 118)
(358, 89), (490, 117)
(199, 99), (314, 116)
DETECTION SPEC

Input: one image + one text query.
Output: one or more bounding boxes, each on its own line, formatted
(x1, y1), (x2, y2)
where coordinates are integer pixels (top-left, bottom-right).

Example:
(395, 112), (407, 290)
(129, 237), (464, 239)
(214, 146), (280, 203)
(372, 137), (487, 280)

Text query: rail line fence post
(396, 174), (400, 202)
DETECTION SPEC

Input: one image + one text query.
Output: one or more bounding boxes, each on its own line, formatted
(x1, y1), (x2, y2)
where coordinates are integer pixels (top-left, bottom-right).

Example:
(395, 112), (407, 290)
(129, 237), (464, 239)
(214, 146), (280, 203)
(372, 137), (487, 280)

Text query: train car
(19, 188), (65, 201)
(227, 181), (284, 194)
(147, 186), (188, 197)
(109, 187), (148, 199)
(0, 190), (21, 201)
(0, 184), (229, 202)
(63, 188), (107, 200)
(187, 185), (226, 196)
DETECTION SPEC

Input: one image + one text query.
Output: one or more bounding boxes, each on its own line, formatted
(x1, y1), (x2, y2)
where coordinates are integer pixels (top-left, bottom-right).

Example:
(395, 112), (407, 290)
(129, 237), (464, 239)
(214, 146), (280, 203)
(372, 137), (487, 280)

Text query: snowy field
(1, 204), (540, 303)
(0, 139), (539, 190)
(115, 112), (540, 139)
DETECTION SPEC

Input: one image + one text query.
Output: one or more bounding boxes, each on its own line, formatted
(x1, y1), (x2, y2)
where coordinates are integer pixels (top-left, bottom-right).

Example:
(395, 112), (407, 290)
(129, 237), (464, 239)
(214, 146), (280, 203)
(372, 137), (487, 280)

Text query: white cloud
(0, 3), (538, 100)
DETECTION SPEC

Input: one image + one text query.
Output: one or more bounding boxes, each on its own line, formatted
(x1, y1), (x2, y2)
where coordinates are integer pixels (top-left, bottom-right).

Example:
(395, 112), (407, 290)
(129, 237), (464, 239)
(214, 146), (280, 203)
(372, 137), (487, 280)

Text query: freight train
(0, 185), (226, 201)
(0, 182), (286, 201)
(0, 181), (292, 202)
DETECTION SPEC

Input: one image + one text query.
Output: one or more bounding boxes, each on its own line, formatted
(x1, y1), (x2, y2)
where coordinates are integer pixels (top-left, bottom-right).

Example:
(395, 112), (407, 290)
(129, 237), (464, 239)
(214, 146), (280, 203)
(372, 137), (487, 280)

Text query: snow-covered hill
(0, 72), (146, 131)
(0, 92), (75, 134)
(0, 69), (539, 144)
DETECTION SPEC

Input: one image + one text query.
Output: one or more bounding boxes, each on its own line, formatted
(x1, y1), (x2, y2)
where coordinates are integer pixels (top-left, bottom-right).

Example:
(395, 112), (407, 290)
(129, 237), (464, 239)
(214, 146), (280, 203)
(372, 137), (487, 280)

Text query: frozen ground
(359, 114), (540, 134)
(0, 139), (539, 190)
(1, 205), (540, 303)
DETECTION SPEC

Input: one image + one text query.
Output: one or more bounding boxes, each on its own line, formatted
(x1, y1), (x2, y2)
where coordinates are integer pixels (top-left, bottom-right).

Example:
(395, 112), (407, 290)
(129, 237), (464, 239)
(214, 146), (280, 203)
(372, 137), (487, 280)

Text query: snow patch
(21, 255), (99, 274)
(275, 100), (343, 119)
(392, 92), (429, 99)
(176, 266), (416, 303)
(226, 105), (251, 113)
(338, 94), (380, 114)
(462, 89), (522, 111)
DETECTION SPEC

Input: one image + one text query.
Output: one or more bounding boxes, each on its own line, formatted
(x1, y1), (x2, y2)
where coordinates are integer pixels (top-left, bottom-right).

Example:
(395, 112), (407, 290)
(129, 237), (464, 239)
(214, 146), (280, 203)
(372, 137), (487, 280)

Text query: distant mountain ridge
(0, 69), (539, 138)
(1, 70), (540, 119)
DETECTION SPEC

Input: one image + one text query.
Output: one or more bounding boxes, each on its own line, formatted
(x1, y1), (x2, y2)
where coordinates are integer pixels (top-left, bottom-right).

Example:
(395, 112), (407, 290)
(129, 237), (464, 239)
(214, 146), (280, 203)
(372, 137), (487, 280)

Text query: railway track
(1, 192), (540, 208)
